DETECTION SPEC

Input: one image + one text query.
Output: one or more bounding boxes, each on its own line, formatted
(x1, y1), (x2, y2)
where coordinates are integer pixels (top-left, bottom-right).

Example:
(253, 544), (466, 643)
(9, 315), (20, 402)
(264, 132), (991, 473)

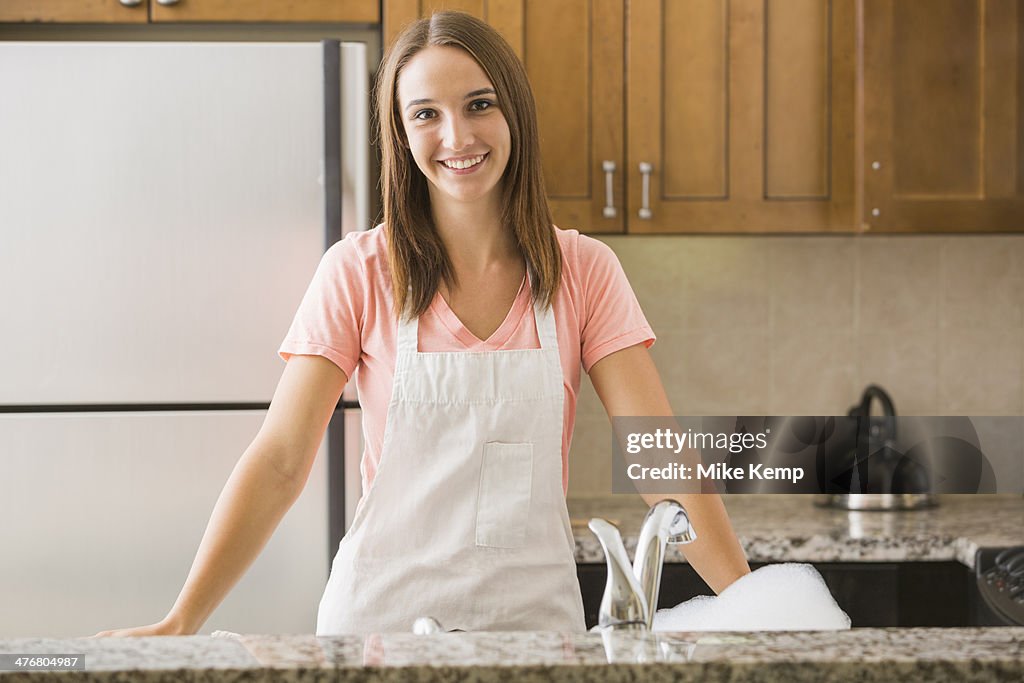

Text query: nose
(440, 112), (474, 153)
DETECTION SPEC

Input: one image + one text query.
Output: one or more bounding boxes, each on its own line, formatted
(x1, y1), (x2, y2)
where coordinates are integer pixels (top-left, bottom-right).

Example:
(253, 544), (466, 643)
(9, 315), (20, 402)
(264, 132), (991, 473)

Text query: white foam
(652, 563), (851, 632)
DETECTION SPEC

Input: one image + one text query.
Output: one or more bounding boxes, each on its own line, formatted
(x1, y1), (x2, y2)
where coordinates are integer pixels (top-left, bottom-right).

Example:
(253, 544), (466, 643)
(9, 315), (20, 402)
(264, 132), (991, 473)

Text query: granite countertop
(3, 497), (1021, 681)
(1, 629), (1022, 682)
(568, 494), (1024, 567)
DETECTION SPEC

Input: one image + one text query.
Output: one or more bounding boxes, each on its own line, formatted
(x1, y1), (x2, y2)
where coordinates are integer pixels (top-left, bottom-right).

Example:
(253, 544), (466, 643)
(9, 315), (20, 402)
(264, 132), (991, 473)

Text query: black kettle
(820, 384), (935, 510)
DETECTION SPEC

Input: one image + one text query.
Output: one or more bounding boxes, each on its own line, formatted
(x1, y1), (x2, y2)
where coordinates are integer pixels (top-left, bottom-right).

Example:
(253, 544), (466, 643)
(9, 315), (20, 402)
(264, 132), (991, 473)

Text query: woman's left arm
(588, 343), (751, 594)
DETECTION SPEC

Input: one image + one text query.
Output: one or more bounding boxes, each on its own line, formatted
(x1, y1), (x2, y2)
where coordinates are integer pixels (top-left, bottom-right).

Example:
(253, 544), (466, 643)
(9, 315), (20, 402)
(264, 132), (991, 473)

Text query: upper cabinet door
(0, 0), (149, 23)
(149, 0), (379, 22)
(385, 1), (525, 52)
(627, 0), (856, 233)
(862, 0), (1024, 232)
(384, 0), (625, 234)
(527, 0), (624, 233)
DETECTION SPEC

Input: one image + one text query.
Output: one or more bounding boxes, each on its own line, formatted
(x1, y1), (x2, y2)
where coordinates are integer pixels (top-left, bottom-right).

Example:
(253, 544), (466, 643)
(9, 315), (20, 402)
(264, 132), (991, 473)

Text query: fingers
(86, 625), (176, 639)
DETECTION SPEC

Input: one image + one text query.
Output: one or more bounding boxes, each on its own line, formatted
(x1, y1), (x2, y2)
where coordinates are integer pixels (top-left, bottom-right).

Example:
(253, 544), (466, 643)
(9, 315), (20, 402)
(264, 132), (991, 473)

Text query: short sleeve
(577, 236), (656, 373)
(277, 237), (364, 379)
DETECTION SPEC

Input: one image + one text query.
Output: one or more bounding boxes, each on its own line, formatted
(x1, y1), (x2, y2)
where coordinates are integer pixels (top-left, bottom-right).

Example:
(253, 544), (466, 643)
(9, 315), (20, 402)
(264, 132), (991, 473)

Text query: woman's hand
(88, 616), (188, 638)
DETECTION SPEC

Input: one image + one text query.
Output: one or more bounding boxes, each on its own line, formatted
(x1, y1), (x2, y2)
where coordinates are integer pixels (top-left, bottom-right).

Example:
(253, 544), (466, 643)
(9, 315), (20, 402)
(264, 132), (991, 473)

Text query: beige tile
(771, 331), (856, 414)
(856, 329), (940, 415)
(858, 237), (941, 334)
(600, 236), (687, 334)
(569, 374), (616, 496)
(646, 325), (686, 388)
(769, 237), (857, 333)
(656, 331), (772, 415)
(941, 236), (1024, 330)
(604, 236), (771, 333)
(575, 365), (604, 416)
(664, 238), (770, 331)
(939, 330), (1023, 415)
(567, 410), (613, 496)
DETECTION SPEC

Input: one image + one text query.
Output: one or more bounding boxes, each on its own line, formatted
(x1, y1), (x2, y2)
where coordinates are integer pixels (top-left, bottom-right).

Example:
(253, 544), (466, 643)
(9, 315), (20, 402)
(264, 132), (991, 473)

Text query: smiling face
(397, 45), (512, 209)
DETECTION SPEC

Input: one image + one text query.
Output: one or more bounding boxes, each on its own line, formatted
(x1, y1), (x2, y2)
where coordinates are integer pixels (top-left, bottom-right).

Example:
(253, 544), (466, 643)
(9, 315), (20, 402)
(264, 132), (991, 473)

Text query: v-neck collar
(430, 272), (531, 348)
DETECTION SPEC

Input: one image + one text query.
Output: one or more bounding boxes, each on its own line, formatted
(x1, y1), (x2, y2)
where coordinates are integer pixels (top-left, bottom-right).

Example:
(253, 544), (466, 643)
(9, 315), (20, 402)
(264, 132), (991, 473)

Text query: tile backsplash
(568, 234), (1024, 497)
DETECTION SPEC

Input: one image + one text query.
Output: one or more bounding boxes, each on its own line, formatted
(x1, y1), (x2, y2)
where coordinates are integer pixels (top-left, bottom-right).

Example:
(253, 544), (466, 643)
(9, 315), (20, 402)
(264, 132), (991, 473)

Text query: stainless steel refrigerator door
(0, 42), (329, 404)
(0, 410), (328, 637)
(0, 41), (370, 636)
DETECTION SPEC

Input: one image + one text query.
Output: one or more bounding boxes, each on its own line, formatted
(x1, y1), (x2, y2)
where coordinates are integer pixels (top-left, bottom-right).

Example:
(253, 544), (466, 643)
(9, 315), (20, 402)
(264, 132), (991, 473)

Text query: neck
(429, 191), (519, 273)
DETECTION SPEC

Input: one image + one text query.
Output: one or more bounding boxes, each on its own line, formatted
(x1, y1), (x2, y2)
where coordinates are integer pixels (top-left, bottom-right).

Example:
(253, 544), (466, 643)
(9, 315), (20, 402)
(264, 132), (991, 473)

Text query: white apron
(315, 294), (586, 634)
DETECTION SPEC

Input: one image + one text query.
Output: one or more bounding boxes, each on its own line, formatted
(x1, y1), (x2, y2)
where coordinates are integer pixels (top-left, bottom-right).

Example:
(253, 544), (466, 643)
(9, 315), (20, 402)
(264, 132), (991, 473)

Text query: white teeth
(442, 154), (484, 170)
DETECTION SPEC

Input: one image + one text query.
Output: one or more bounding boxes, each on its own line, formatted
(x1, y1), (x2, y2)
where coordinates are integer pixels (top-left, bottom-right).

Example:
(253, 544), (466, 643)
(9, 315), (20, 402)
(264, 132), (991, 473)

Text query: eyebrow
(404, 88), (496, 110)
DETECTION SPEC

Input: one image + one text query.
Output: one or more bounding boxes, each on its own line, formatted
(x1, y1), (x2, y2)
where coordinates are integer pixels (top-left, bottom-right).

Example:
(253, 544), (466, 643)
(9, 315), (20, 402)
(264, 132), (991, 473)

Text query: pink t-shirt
(278, 225), (655, 495)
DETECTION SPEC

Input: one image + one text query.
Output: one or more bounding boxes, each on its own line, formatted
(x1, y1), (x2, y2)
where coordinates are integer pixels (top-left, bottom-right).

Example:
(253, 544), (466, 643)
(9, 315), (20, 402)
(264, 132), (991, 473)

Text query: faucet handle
(589, 518), (649, 630)
(638, 501), (696, 544)
(666, 507), (697, 544)
(641, 499), (698, 545)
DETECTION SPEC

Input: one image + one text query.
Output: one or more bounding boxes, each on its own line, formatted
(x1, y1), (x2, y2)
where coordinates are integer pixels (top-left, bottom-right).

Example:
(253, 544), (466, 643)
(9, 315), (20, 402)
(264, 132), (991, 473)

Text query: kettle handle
(848, 384), (897, 442)
(849, 384), (896, 418)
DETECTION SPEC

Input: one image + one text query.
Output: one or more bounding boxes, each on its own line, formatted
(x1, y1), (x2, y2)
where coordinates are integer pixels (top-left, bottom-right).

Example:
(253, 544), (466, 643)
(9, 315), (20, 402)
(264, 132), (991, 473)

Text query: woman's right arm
(91, 354), (347, 637)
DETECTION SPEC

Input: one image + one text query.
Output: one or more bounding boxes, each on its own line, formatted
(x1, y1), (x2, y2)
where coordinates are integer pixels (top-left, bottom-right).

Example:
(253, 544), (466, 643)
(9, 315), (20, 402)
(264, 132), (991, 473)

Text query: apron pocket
(475, 441), (533, 548)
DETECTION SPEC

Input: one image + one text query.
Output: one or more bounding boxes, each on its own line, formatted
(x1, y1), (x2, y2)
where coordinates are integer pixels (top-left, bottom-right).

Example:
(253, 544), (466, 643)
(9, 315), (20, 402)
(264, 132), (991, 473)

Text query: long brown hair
(374, 10), (562, 319)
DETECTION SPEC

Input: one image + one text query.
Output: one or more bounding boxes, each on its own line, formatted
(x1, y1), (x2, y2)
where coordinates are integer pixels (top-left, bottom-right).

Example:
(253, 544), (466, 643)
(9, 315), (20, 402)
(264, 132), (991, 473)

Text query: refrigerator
(0, 40), (369, 637)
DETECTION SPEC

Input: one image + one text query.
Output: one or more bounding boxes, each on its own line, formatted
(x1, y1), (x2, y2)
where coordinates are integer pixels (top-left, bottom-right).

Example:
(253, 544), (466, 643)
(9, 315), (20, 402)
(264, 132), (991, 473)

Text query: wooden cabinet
(149, 0), (378, 23)
(384, 1), (856, 234)
(525, 1), (624, 234)
(862, 0), (1024, 232)
(0, 0), (149, 23)
(13, 1), (1019, 231)
(628, 0), (856, 233)
(0, 0), (379, 24)
(385, 0), (625, 233)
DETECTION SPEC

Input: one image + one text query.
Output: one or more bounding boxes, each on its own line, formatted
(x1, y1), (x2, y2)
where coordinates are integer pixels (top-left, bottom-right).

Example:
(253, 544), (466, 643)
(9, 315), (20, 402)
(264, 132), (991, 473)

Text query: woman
(94, 10), (749, 637)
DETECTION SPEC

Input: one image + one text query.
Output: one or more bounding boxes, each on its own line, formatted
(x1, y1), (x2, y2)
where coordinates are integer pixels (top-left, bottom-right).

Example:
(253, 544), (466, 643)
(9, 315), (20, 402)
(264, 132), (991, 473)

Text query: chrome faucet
(589, 499), (697, 631)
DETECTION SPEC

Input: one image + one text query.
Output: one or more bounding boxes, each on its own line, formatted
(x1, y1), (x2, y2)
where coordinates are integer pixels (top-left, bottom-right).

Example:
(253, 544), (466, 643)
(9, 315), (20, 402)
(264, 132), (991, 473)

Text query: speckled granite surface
(3, 496), (1019, 681)
(0, 629), (1022, 682)
(568, 494), (1024, 567)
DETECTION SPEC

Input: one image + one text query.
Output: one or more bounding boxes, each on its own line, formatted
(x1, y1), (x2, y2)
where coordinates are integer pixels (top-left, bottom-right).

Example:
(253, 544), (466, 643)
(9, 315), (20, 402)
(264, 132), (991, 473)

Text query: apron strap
(396, 283), (419, 354)
(396, 308), (419, 354)
(527, 266), (559, 353)
(534, 300), (557, 352)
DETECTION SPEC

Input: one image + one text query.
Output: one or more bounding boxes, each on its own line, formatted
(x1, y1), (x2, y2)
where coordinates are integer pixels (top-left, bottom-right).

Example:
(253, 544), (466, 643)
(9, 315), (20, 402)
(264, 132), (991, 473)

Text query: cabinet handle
(638, 162), (653, 219)
(602, 160), (617, 218)
(156, 0), (181, 5)
(119, 0), (143, 6)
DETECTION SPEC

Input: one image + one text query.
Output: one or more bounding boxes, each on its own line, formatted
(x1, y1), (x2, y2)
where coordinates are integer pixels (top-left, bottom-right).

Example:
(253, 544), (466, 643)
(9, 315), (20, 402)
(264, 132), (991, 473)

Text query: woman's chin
(427, 182), (501, 206)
